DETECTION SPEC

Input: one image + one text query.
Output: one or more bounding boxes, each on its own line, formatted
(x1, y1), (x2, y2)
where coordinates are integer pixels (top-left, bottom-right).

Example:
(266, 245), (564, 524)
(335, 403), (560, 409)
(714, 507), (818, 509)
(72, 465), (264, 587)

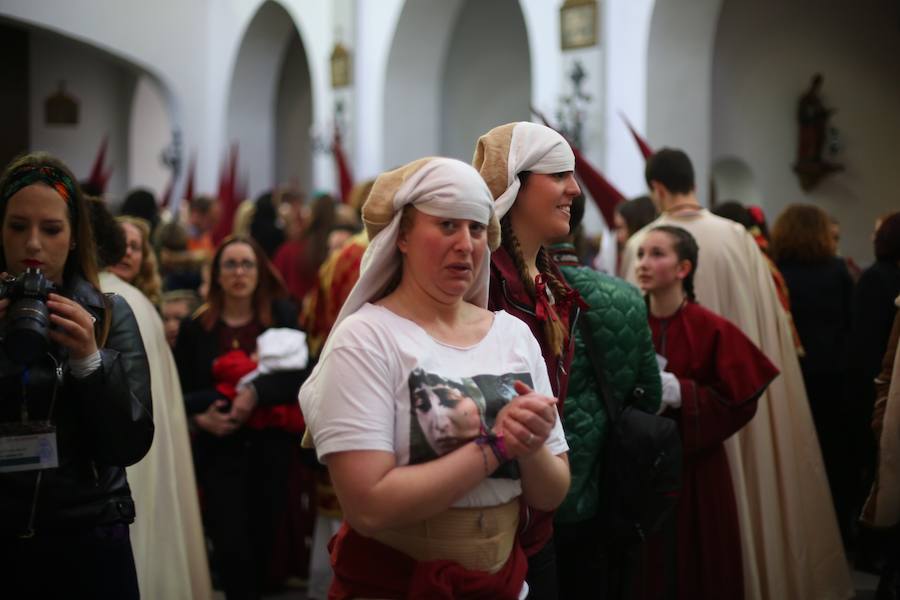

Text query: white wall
(440, 0), (531, 162)
(603, 0), (654, 198)
(128, 75), (172, 198)
(382, 0), (465, 169)
(711, 0), (900, 263)
(646, 0), (723, 206)
(275, 35), (313, 193)
(29, 29), (135, 200)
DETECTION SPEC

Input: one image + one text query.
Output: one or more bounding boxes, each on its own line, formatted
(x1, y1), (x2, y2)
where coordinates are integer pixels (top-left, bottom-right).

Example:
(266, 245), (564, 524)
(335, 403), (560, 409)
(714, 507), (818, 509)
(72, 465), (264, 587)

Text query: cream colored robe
(100, 273), (212, 600)
(862, 296), (900, 528)
(621, 209), (853, 600)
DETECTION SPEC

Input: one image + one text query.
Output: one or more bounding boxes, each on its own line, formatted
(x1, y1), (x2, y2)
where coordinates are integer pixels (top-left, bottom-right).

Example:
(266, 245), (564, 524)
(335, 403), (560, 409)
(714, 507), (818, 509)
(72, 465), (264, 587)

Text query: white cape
(622, 210), (853, 600)
(100, 272), (212, 600)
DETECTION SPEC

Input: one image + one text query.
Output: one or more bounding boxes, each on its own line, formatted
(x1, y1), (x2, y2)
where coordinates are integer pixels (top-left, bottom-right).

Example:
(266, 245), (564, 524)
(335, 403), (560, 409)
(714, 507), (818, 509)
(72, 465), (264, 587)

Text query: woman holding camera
(0, 152), (153, 598)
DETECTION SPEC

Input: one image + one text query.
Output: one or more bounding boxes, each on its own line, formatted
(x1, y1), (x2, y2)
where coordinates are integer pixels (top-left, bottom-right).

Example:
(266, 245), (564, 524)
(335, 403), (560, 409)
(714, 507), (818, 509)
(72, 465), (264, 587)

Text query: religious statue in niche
(556, 60), (592, 149)
(793, 73), (843, 191)
(45, 81), (79, 126)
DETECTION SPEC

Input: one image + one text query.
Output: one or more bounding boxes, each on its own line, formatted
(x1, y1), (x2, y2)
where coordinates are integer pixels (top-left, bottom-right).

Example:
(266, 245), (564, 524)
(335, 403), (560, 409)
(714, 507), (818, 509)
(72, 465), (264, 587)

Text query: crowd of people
(0, 123), (898, 600)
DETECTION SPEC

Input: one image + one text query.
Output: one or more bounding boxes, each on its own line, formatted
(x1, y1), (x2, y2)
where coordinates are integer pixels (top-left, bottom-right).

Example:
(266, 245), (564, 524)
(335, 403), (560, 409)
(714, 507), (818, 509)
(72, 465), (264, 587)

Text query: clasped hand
(492, 380), (557, 460)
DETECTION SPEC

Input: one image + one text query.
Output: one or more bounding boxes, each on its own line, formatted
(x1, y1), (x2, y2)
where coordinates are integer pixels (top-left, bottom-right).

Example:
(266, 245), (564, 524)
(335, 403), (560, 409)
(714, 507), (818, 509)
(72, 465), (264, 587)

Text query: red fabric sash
(327, 522), (527, 600)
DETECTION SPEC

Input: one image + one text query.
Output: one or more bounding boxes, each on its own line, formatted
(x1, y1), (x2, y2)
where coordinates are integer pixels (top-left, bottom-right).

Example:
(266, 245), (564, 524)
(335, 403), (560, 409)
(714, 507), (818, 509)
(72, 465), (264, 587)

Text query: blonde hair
(117, 216), (163, 306)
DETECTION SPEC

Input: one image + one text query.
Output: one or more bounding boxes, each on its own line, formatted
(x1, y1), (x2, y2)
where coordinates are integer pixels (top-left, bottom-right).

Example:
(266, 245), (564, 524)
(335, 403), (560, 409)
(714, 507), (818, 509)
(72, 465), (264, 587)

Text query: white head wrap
(472, 121), (575, 219)
(299, 157), (498, 443)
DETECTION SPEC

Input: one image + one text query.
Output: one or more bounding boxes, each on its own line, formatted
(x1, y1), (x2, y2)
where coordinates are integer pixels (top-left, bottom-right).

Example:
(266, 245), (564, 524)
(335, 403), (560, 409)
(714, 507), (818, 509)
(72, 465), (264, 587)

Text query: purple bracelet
(475, 425), (510, 464)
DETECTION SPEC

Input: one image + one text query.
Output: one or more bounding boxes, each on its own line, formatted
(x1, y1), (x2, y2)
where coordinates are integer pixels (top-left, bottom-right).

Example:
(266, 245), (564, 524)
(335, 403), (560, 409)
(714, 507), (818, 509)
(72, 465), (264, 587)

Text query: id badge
(0, 423), (59, 473)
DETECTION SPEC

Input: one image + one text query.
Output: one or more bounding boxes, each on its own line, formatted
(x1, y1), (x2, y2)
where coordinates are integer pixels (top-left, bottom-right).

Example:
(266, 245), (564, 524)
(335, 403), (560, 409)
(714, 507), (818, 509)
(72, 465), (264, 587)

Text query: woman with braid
(635, 225), (779, 600)
(473, 122), (585, 599)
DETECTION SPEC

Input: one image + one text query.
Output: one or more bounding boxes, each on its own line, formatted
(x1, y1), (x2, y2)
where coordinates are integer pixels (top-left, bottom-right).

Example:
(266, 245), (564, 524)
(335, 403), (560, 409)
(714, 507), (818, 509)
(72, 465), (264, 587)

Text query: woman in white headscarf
(299, 157), (570, 599)
(473, 122), (584, 599)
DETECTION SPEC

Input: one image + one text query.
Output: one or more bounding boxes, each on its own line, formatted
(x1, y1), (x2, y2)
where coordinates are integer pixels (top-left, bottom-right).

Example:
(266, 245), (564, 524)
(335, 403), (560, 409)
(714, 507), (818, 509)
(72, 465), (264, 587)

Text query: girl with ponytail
(474, 122), (584, 600)
(635, 225), (780, 600)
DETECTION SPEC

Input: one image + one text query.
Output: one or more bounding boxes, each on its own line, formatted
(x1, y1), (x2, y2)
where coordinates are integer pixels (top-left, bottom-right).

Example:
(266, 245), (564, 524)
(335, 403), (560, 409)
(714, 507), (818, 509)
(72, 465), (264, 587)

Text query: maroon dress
(646, 301), (779, 600)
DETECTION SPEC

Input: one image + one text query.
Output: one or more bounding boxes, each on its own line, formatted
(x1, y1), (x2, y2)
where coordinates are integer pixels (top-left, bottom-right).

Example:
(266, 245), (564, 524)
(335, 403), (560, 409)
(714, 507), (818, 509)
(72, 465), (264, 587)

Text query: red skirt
(327, 522), (527, 600)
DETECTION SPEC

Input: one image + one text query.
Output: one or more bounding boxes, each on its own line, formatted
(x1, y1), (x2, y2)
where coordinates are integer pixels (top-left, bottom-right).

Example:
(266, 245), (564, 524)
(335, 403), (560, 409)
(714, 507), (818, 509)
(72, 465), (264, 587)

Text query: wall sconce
(330, 43), (351, 88)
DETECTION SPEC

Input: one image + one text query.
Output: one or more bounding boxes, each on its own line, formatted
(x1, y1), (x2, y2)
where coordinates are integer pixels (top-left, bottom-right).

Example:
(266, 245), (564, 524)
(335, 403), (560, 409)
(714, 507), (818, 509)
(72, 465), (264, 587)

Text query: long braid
(501, 217), (536, 298)
(501, 216), (567, 356)
(536, 248), (569, 356)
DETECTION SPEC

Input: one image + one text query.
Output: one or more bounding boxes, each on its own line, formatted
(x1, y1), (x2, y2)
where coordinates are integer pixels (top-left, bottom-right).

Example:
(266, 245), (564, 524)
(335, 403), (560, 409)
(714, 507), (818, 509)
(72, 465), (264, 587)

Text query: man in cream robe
(101, 271), (212, 600)
(621, 148), (853, 600)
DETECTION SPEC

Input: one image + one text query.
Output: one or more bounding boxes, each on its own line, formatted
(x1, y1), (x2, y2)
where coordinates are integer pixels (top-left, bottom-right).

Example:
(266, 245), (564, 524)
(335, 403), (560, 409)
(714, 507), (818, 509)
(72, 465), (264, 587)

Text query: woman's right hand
(493, 380), (558, 459)
(193, 399), (239, 437)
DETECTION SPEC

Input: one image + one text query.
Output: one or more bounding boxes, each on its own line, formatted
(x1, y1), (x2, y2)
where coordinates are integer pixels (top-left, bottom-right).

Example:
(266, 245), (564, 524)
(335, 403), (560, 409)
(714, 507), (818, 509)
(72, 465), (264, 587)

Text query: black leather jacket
(0, 276), (154, 537)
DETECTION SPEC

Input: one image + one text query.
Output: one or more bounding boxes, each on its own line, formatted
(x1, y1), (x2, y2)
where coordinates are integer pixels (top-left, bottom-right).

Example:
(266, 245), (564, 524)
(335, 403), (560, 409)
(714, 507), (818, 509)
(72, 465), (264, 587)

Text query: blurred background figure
(162, 289), (200, 348)
(90, 197), (212, 600)
(109, 216), (163, 307)
(770, 203), (854, 542)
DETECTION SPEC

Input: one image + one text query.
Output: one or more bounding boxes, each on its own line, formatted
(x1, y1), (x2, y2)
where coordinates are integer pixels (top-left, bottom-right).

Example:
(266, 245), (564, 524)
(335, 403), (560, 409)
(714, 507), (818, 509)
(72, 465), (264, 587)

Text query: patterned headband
(1, 164), (77, 209)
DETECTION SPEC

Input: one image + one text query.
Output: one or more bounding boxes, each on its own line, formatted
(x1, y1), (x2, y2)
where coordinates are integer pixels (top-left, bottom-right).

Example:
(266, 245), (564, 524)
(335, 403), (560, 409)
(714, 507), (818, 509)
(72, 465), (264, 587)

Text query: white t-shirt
(305, 303), (568, 508)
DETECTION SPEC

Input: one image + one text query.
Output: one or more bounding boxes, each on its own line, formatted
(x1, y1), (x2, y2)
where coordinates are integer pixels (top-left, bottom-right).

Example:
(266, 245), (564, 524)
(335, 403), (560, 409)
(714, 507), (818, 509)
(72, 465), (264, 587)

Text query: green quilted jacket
(549, 244), (662, 524)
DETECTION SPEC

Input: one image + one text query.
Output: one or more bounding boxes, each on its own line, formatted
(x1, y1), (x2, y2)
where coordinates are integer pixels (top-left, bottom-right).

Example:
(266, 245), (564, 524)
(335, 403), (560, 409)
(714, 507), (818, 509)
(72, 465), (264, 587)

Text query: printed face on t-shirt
(412, 382), (482, 455)
(407, 368), (533, 479)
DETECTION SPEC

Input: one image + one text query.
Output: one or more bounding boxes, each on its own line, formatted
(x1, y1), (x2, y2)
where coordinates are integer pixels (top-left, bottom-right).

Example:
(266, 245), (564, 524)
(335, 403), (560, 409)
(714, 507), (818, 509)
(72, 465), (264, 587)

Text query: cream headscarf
(299, 157), (499, 441)
(472, 122), (575, 219)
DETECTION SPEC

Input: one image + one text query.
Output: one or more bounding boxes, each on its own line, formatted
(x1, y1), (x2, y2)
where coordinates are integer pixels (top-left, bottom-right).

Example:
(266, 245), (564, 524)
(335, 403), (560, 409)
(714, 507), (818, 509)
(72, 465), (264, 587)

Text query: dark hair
(645, 148), (695, 195)
(156, 220), (189, 252)
(87, 197), (127, 268)
(770, 204), (835, 264)
(302, 194), (337, 271)
(250, 191), (284, 257)
(121, 188), (159, 232)
(190, 195), (215, 215)
(617, 195), (659, 237)
(875, 211), (900, 263)
(199, 235), (288, 331)
(649, 225), (699, 302)
(79, 180), (104, 198)
(568, 193), (586, 233)
(711, 200), (754, 230)
(0, 152), (101, 289)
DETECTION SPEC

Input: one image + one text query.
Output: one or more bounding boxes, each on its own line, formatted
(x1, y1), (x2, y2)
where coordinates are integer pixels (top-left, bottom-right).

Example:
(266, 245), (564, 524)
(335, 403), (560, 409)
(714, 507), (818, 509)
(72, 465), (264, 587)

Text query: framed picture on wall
(560, 0), (599, 51)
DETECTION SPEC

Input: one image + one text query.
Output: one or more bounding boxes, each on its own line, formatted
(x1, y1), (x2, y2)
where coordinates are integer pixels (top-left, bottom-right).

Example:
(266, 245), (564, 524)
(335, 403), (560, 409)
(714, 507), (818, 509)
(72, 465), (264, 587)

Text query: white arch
(357, 0), (549, 179)
(224, 0), (314, 198)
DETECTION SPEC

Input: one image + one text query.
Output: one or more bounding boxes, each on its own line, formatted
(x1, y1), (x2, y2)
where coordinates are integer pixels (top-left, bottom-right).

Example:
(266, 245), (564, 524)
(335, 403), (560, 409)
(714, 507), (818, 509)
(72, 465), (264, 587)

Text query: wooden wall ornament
(560, 0), (599, 51)
(45, 81), (78, 126)
(793, 73), (843, 191)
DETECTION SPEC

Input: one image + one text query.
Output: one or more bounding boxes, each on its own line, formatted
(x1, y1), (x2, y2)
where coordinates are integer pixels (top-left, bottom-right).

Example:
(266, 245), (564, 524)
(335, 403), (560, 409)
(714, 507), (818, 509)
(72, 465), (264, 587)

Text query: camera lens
(5, 298), (51, 365)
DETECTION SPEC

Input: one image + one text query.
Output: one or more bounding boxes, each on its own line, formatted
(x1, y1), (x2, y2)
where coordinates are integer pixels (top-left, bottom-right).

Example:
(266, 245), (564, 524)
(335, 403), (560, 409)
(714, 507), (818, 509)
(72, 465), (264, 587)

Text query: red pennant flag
(86, 136), (113, 193)
(159, 175), (174, 209)
(211, 144), (240, 245)
(619, 111), (653, 160)
(530, 107), (624, 228)
(182, 154), (196, 205)
(333, 126), (354, 203)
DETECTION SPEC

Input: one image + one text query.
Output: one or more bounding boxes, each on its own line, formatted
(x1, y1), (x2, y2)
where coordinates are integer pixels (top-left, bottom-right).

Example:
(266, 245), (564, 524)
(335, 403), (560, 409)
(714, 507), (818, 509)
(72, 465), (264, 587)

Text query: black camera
(0, 268), (57, 365)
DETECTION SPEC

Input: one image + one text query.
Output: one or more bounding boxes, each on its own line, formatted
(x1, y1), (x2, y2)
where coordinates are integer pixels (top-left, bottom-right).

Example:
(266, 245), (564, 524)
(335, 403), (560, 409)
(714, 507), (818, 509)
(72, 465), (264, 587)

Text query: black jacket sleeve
(73, 294), (154, 467)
